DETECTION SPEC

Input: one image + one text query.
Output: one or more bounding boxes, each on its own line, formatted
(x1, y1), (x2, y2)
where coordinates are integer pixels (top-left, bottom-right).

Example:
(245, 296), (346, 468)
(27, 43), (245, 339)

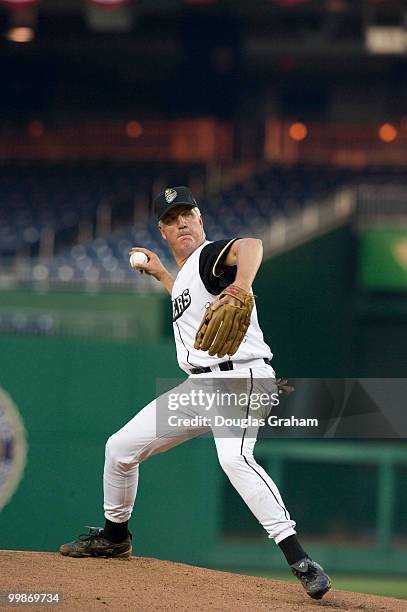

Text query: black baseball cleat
(291, 557), (331, 600)
(59, 527), (132, 559)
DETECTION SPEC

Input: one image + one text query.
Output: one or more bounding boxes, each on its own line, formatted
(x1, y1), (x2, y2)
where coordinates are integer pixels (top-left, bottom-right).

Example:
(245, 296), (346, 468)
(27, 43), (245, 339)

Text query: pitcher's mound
(0, 550), (405, 611)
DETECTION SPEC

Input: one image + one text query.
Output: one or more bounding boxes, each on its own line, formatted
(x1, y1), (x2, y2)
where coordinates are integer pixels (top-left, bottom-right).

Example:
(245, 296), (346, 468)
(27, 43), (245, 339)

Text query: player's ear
(198, 211), (205, 238)
(196, 208), (203, 228)
(158, 222), (167, 241)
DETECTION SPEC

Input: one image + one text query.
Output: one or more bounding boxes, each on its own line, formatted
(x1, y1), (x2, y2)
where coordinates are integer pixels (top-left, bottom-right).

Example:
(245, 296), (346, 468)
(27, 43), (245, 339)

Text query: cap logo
(164, 188), (177, 204)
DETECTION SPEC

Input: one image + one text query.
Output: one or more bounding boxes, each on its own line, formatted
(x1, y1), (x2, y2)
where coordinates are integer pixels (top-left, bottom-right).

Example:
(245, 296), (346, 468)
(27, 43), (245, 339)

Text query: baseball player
(60, 186), (331, 600)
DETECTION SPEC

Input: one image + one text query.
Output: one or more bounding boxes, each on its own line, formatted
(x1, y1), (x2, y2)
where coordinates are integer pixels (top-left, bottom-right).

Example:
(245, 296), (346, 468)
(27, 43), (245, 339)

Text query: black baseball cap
(153, 186), (198, 222)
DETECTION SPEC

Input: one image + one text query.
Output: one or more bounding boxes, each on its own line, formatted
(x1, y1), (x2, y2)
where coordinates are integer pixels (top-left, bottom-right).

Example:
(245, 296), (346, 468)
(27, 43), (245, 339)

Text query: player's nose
(176, 214), (188, 227)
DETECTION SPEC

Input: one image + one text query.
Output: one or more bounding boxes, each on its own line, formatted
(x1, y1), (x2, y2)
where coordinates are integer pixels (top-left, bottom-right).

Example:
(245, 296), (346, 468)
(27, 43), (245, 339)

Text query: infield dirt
(0, 551), (406, 611)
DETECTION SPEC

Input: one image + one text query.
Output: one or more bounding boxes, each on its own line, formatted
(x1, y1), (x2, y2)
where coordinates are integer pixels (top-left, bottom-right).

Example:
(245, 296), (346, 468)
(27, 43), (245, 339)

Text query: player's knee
(105, 433), (120, 460)
(105, 432), (132, 464)
(217, 451), (243, 475)
(105, 431), (142, 469)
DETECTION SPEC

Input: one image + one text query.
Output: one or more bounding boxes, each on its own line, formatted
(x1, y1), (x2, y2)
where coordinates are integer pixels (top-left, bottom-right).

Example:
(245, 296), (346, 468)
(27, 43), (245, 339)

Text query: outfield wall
(1, 336), (406, 573)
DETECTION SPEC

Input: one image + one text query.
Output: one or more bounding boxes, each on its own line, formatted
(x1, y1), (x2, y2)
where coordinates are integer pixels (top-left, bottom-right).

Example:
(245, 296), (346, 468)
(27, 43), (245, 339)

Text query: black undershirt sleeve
(199, 238), (240, 296)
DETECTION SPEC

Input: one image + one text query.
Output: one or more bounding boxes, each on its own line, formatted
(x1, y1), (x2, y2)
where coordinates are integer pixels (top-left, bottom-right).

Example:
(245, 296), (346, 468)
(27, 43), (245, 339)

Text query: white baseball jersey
(171, 239), (273, 375)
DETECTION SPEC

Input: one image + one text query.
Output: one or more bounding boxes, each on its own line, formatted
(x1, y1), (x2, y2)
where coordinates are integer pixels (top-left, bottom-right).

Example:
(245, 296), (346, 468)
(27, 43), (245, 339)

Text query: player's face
(159, 205), (204, 260)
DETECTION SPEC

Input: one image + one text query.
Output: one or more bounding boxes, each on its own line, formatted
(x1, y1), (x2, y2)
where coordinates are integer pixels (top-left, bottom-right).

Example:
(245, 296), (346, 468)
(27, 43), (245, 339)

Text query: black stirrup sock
(278, 534), (308, 566)
(103, 519), (129, 543)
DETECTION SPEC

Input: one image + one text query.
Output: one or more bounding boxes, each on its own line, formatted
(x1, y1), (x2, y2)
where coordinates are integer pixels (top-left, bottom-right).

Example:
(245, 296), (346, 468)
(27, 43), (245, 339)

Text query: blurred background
(0, 0), (407, 599)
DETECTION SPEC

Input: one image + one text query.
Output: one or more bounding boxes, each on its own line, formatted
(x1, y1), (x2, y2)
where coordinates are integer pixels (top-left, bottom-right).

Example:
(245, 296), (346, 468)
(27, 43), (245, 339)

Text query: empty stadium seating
(1, 161), (405, 289)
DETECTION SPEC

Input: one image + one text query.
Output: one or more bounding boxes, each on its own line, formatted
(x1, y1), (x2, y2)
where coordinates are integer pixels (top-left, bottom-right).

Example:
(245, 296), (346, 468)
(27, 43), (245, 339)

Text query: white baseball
(130, 251), (148, 269)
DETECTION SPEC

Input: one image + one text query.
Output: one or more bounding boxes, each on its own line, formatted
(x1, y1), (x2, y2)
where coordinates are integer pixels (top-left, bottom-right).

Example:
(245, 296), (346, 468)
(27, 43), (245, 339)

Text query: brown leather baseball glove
(194, 284), (254, 358)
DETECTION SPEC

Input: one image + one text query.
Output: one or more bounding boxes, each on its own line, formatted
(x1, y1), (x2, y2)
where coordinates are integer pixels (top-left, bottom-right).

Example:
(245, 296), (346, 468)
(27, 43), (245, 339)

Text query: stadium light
(289, 122), (308, 141)
(378, 123), (398, 143)
(125, 121), (143, 139)
(366, 26), (406, 55)
(4, 26), (34, 42)
(3, 1), (37, 42)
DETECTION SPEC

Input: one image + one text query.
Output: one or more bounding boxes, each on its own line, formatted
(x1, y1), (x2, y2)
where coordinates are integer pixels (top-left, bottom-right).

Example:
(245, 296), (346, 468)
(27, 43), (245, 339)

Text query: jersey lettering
(172, 289), (192, 321)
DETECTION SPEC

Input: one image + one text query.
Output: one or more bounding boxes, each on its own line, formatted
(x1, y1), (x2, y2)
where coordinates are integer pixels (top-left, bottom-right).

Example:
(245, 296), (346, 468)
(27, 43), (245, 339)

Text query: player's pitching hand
(128, 247), (168, 281)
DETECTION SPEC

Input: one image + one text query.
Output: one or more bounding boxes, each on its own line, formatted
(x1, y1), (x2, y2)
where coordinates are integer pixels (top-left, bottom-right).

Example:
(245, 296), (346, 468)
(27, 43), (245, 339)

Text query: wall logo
(0, 388), (27, 511)
(393, 238), (407, 271)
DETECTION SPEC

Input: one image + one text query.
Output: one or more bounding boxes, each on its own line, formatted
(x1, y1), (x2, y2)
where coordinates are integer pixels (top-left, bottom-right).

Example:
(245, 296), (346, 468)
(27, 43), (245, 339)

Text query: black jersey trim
(175, 320), (203, 370)
(212, 238), (238, 278)
(199, 238), (239, 295)
(175, 321), (193, 368)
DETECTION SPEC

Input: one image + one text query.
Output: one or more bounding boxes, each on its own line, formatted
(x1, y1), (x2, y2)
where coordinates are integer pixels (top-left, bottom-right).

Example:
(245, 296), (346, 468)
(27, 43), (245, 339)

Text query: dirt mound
(0, 551), (405, 611)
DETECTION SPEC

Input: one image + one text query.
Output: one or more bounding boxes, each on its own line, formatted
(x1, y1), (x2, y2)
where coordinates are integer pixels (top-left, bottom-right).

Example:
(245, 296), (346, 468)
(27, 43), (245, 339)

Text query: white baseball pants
(103, 366), (296, 544)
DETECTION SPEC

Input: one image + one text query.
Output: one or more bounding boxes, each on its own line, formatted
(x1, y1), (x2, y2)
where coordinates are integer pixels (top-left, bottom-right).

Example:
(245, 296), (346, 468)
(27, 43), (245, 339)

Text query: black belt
(190, 358), (272, 375)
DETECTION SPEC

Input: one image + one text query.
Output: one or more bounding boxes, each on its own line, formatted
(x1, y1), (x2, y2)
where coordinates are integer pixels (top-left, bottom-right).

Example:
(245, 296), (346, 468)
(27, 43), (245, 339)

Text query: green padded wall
(0, 337), (220, 563)
(255, 226), (356, 377)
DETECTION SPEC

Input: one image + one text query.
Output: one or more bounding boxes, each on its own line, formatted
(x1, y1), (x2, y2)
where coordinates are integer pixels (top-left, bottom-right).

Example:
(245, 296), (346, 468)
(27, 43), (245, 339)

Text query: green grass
(236, 570), (407, 600)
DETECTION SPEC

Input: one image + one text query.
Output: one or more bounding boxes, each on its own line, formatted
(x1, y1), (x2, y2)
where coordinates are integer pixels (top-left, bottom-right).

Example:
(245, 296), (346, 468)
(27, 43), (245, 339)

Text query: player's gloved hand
(194, 284), (254, 358)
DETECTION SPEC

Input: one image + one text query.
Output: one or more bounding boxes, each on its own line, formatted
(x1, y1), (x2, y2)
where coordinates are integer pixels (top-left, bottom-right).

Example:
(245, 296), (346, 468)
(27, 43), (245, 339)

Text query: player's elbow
(238, 237), (262, 250)
(242, 237), (263, 257)
(256, 238), (263, 256)
(227, 237), (263, 266)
